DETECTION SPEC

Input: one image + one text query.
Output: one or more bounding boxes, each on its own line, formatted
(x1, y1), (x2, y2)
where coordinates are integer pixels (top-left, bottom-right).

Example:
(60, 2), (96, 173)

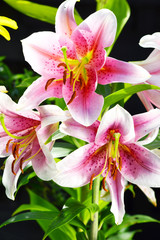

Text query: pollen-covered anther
(45, 78), (56, 91)
(20, 157), (24, 174)
(63, 70), (67, 84)
(119, 157), (122, 171)
(12, 142), (20, 159)
(6, 139), (12, 153)
(89, 173), (95, 190)
(57, 62), (67, 69)
(111, 161), (117, 181)
(102, 177), (108, 192)
(67, 91), (77, 105)
(70, 71), (73, 85)
(11, 159), (16, 175)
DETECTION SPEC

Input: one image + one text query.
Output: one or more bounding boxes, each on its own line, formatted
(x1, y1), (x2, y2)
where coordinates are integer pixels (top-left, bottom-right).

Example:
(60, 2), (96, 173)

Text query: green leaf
(0, 211), (58, 228)
(144, 130), (160, 150)
(3, 0), (83, 25)
(105, 214), (160, 238)
(45, 130), (67, 144)
(51, 141), (76, 158)
(43, 198), (95, 240)
(102, 84), (160, 112)
(16, 171), (36, 193)
(12, 204), (52, 216)
(107, 230), (140, 240)
(28, 189), (76, 240)
(97, 0), (130, 55)
(76, 232), (87, 240)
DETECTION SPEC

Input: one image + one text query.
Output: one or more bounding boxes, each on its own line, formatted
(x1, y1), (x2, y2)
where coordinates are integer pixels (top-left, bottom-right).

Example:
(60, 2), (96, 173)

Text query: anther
(102, 177), (108, 192)
(11, 160), (16, 175)
(6, 139), (12, 153)
(79, 76), (85, 90)
(45, 78), (55, 91)
(63, 70), (67, 84)
(67, 91), (76, 105)
(57, 62), (67, 69)
(89, 173), (95, 190)
(119, 157), (122, 171)
(20, 158), (24, 174)
(107, 157), (112, 172)
(12, 143), (17, 159)
(70, 71), (74, 85)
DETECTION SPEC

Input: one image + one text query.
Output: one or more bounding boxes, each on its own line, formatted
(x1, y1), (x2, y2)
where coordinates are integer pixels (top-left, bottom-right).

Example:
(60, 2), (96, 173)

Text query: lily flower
(0, 16), (18, 40)
(54, 105), (160, 224)
(19, 0), (150, 126)
(135, 32), (160, 110)
(0, 92), (69, 200)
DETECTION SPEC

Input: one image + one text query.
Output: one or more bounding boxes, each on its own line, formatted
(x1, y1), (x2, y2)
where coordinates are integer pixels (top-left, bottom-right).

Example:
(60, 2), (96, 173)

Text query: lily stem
(90, 175), (100, 240)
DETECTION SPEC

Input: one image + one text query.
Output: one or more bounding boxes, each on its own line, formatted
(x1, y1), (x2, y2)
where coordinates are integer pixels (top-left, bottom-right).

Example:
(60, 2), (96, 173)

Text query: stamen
(0, 114), (35, 140)
(67, 91), (76, 105)
(111, 161), (117, 181)
(119, 157), (122, 171)
(63, 70), (67, 84)
(11, 159), (16, 175)
(102, 177), (108, 192)
(6, 139), (12, 153)
(107, 157), (112, 172)
(89, 173), (95, 190)
(45, 78), (55, 91)
(12, 143), (17, 159)
(70, 71), (74, 85)
(79, 76), (85, 90)
(57, 62), (67, 69)
(61, 46), (71, 71)
(112, 132), (121, 159)
(20, 157), (24, 174)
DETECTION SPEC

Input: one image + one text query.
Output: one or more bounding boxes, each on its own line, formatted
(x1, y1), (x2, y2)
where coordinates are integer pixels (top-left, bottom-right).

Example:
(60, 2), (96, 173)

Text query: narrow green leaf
(0, 211), (58, 228)
(12, 204), (51, 216)
(51, 141), (76, 158)
(76, 232), (87, 240)
(107, 230), (140, 240)
(28, 189), (76, 240)
(16, 171), (36, 193)
(43, 198), (95, 240)
(102, 84), (160, 112)
(3, 0), (83, 25)
(144, 130), (160, 150)
(105, 214), (160, 238)
(45, 130), (66, 144)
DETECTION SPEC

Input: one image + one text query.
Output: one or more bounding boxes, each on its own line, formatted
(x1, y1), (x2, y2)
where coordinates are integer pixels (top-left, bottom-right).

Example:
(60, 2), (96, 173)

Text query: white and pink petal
(18, 76), (63, 110)
(60, 117), (99, 143)
(98, 57), (150, 85)
(119, 143), (160, 187)
(55, 0), (78, 38)
(133, 108), (160, 142)
(95, 105), (135, 145)
(53, 143), (106, 187)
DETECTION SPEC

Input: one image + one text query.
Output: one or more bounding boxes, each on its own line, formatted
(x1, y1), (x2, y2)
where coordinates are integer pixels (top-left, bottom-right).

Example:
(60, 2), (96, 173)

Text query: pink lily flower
(0, 92), (69, 200)
(53, 105), (160, 224)
(19, 0), (150, 126)
(135, 32), (160, 110)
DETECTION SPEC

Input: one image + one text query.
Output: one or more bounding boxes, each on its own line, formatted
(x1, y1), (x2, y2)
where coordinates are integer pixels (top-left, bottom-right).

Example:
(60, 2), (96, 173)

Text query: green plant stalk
(80, 184), (90, 225)
(90, 175), (100, 240)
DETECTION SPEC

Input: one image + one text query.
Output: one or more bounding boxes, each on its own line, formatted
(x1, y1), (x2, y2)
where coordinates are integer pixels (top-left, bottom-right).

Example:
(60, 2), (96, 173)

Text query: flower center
(45, 46), (92, 105)
(0, 113), (40, 175)
(89, 129), (122, 191)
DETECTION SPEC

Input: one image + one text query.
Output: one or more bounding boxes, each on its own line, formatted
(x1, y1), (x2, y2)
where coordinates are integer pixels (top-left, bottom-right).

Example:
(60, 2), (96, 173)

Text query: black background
(1, 0), (160, 239)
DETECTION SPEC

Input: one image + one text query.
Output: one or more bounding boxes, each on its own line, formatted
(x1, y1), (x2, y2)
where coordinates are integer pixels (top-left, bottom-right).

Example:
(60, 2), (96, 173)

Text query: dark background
(1, 0), (160, 239)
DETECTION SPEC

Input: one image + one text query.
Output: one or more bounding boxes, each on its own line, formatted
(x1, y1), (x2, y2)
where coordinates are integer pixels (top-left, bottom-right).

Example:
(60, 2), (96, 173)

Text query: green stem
(90, 175), (100, 240)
